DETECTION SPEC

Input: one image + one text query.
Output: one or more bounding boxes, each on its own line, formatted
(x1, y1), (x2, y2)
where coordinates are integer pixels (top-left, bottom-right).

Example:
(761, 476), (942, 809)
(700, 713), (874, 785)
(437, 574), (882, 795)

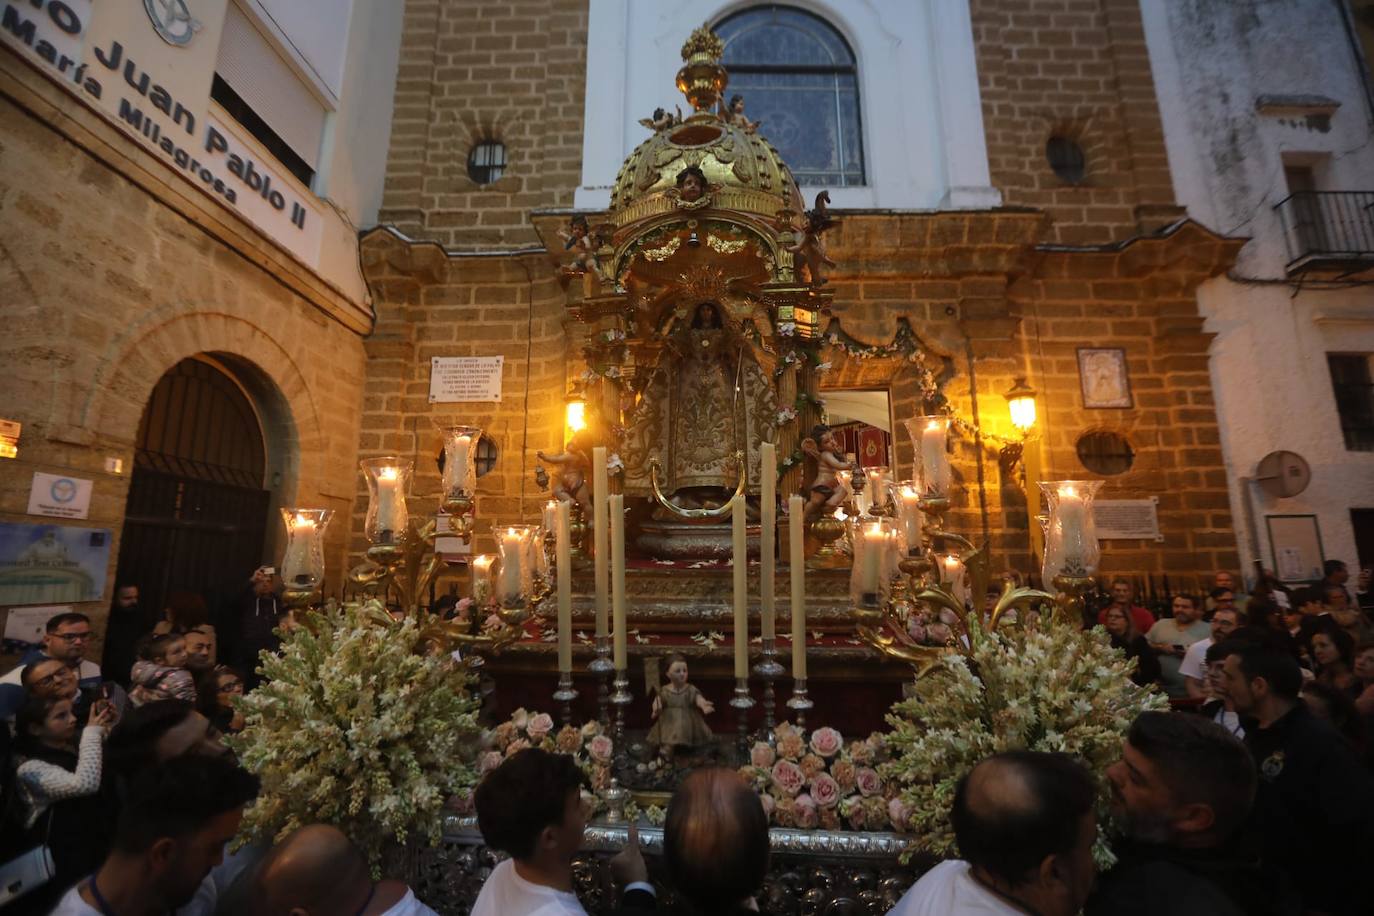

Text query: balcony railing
(1274, 190), (1374, 273)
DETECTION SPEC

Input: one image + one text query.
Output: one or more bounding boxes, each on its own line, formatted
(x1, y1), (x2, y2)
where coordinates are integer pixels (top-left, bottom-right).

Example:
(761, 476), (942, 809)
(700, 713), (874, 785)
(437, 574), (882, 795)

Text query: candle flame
(1063, 485), (1077, 498)
(926, 419), (941, 431)
(473, 554), (493, 569)
(294, 513), (310, 525)
(378, 466), (399, 482)
(866, 521), (884, 536)
(900, 485), (917, 498)
(945, 555), (959, 568)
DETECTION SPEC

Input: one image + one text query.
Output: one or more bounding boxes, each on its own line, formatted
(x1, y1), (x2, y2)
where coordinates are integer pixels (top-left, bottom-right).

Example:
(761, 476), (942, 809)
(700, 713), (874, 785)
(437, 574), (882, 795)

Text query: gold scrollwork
(641, 237), (683, 261)
(706, 234), (749, 254)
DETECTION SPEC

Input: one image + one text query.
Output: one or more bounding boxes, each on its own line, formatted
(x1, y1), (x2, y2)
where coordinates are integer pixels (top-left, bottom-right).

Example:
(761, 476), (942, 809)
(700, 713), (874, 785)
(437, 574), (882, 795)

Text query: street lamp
(1005, 377), (1038, 434)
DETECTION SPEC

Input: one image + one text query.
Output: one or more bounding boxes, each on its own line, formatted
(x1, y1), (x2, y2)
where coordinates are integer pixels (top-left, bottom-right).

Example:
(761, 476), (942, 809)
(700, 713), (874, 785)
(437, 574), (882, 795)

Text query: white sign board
(434, 513), (472, 561)
(3, 605), (72, 651)
(1094, 498), (1162, 542)
(429, 356), (504, 403)
(27, 473), (94, 520)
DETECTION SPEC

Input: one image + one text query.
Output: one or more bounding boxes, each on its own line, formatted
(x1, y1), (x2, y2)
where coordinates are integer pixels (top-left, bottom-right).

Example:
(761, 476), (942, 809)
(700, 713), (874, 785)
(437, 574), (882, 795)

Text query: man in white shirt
(249, 823), (440, 915)
(471, 748), (656, 916)
(1181, 608), (1243, 699)
(889, 751), (1098, 916)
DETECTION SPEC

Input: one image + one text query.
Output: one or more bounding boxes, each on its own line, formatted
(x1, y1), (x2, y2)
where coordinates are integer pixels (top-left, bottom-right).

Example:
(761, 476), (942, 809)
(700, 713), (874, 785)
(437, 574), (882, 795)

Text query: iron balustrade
(1274, 190), (1374, 271)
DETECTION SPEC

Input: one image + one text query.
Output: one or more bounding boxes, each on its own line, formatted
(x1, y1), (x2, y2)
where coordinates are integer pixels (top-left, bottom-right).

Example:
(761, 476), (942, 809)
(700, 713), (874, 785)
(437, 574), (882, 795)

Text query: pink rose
(759, 793), (776, 819)
(770, 759), (805, 797)
(504, 738), (530, 757)
(855, 767), (883, 798)
(831, 759), (857, 793)
(478, 750), (504, 775)
(842, 798), (867, 830)
(809, 726), (843, 758)
(810, 773), (841, 808)
(888, 797), (912, 831)
(775, 722), (798, 741)
(799, 753), (825, 779)
(927, 622), (952, 645)
(750, 742), (776, 768)
(588, 734), (613, 764)
(527, 712), (554, 741)
(777, 733), (805, 760)
(793, 793), (818, 829)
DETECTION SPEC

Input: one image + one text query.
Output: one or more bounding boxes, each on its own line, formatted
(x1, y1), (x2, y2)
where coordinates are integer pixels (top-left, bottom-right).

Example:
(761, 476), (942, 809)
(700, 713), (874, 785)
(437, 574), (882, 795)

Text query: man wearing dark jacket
(1088, 711), (1298, 916)
(101, 583), (158, 687)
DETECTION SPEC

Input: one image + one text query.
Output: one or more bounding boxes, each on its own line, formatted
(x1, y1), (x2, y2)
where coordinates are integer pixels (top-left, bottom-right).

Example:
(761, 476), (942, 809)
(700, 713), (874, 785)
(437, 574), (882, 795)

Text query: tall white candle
(471, 554), (494, 606)
(788, 496), (806, 679)
(861, 521), (884, 597)
(282, 515), (315, 585)
(499, 527), (525, 600)
(920, 421), (950, 496)
(610, 494), (627, 670)
(375, 466), (403, 536)
(447, 434), (472, 496)
(1058, 484), (1087, 565)
(556, 502), (572, 673)
(759, 443), (776, 640)
(943, 553), (968, 608)
(732, 494), (748, 680)
(542, 499), (558, 537)
(866, 467), (889, 511)
(592, 446), (609, 638)
(897, 485), (922, 555)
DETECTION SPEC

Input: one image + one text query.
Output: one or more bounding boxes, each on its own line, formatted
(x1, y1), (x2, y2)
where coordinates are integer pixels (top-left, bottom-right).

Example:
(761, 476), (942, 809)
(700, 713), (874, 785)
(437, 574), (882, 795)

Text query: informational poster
(28, 472), (94, 520)
(1094, 499), (1162, 541)
(429, 356), (504, 403)
(3, 605), (72, 654)
(1267, 514), (1325, 583)
(0, 523), (112, 606)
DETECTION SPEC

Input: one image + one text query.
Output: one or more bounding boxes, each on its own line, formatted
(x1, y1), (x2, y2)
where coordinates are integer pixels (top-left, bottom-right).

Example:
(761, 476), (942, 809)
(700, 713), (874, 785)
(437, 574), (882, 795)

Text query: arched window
(717, 6), (865, 187)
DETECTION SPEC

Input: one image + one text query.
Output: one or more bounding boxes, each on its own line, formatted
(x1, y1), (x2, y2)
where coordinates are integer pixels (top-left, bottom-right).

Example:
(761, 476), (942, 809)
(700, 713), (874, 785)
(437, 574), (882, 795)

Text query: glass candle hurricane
(905, 416), (952, 498)
(439, 425), (483, 502)
(280, 509), (332, 590)
(893, 481), (924, 556)
(496, 525), (537, 607)
(850, 517), (898, 609)
(361, 457), (412, 546)
(1040, 480), (1104, 582)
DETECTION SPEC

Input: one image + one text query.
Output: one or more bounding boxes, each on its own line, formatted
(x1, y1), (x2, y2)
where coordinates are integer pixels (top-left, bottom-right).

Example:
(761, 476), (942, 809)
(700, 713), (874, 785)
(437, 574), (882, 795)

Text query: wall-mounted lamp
(564, 394), (587, 442)
(999, 377), (1038, 471)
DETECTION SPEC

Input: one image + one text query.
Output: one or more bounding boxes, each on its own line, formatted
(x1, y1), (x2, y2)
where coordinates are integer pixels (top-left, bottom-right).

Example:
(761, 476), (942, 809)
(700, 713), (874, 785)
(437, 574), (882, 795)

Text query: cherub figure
(638, 105), (682, 132)
(647, 653), (714, 759)
(722, 94), (759, 133)
(800, 423), (856, 521)
(535, 430), (596, 521)
(668, 165), (712, 210)
(557, 215), (602, 276)
(786, 191), (839, 285)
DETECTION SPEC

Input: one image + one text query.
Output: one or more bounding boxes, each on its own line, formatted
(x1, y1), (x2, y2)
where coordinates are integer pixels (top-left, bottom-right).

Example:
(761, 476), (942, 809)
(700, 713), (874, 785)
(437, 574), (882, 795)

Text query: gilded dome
(606, 25), (804, 228)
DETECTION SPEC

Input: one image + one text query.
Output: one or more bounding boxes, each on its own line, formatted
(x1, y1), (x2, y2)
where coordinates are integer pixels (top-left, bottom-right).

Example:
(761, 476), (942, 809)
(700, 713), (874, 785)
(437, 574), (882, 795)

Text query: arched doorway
(115, 356), (273, 619)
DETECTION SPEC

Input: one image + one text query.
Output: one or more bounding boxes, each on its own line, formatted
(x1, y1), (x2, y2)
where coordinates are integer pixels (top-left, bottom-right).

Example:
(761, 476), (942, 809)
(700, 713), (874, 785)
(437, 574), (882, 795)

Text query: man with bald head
(889, 751), (1098, 916)
(250, 824), (437, 915)
(663, 767), (770, 915)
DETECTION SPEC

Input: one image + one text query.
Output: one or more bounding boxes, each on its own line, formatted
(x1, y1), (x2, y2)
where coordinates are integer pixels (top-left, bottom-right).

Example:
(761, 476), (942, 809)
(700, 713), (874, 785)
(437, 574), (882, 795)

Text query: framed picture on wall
(1266, 514), (1325, 583)
(1077, 348), (1134, 409)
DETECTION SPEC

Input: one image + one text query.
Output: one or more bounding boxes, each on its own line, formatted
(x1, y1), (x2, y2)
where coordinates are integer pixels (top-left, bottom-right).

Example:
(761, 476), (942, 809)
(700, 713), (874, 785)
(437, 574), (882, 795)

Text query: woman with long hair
(1310, 626), (1357, 693)
(1103, 604), (1161, 687)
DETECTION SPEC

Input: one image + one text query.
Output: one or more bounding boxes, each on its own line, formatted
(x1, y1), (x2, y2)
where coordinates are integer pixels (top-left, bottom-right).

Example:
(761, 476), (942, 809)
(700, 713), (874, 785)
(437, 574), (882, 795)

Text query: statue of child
(647, 653), (714, 759)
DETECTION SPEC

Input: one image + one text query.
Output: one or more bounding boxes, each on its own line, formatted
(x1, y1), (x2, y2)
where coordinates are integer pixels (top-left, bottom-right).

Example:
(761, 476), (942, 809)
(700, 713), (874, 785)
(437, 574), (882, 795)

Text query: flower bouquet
(737, 724), (901, 832)
(462, 708), (615, 812)
(229, 599), (481, 867)
(881, 614), (1166, 865)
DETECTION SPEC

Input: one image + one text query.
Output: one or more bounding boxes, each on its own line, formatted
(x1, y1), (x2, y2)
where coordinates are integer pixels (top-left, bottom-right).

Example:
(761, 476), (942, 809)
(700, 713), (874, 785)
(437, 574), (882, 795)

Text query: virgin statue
(621, 301), (778, 516)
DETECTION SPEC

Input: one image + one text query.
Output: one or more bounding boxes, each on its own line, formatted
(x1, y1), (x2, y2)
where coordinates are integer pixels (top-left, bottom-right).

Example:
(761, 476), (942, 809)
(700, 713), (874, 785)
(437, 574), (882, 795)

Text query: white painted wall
(1142, 0), (1374, 581)
(576, 0), (1000, 211)
(237, 0), (354, 105)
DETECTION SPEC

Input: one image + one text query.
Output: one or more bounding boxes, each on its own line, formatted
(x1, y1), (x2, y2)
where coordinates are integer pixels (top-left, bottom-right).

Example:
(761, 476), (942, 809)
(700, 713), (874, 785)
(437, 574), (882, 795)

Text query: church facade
(359, 0), (1243, 589)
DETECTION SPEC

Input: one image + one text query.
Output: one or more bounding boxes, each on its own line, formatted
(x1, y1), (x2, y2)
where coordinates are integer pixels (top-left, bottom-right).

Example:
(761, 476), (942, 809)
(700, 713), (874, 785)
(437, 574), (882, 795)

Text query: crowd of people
(4, 561), (1373, 915)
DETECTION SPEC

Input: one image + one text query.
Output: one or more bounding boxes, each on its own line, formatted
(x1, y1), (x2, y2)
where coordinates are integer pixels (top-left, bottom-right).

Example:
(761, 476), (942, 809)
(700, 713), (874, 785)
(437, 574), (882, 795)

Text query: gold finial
(676, 24), (728, 113)
(680, 25), (724, 63)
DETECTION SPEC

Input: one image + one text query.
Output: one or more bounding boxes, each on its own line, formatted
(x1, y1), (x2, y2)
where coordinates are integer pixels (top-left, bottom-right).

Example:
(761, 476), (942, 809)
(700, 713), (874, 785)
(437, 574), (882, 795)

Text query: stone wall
(0, 67), (367, 664)
(356, 231), (572, 565)
(378, 0), (589, 250)
(970, 0), (1182, 244)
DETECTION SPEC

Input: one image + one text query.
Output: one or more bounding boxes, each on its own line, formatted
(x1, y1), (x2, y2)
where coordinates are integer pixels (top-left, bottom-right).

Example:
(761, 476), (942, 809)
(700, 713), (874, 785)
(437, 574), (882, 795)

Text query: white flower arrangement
(229, 600), (481, 868)
(881, 616), (1166, 867)
(607, 453), (625, 476)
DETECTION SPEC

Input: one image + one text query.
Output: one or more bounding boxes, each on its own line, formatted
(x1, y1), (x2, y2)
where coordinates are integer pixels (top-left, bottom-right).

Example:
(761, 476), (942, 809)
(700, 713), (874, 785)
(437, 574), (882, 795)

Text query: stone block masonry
(0, 72), (367, 666)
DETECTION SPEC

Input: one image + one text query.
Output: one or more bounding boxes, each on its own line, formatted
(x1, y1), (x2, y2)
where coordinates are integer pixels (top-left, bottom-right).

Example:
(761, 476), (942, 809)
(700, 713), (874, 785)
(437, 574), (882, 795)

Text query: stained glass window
(717, 5), (865, 187)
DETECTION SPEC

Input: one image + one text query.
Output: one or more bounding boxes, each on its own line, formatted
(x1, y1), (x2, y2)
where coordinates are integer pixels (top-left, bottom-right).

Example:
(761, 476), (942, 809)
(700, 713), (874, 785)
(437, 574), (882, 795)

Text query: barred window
(1328, 354), (1374, 451)
(717, 6), (865, 187)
